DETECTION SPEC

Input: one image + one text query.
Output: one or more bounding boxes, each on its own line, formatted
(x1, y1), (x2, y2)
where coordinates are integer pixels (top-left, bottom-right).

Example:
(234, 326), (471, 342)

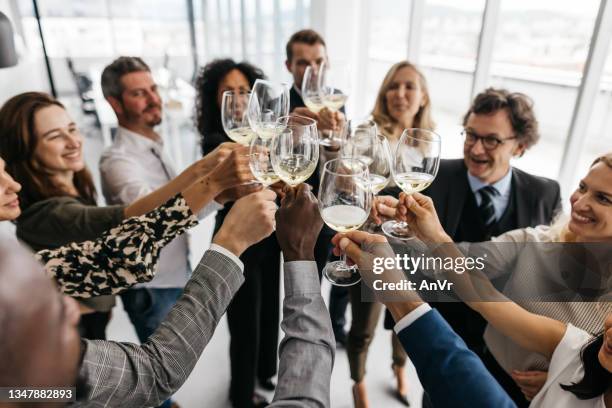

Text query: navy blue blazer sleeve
(396, 309), (517, 408)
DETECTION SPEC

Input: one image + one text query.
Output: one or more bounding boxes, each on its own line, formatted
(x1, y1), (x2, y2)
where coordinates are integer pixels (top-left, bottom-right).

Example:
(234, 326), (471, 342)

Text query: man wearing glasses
(422, 87), (561, 407)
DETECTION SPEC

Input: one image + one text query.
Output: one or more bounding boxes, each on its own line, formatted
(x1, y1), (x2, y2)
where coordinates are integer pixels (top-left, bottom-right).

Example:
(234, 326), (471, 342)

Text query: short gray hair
(101, 56), (150, 100)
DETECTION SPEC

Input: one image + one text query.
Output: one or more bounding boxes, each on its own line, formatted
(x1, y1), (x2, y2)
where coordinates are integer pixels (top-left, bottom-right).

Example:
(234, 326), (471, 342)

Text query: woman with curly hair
(195, 59), (278, 408)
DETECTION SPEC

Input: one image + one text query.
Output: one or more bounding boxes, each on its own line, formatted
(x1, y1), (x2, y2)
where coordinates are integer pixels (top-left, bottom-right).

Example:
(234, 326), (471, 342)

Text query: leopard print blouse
(35, 194), (198, 298)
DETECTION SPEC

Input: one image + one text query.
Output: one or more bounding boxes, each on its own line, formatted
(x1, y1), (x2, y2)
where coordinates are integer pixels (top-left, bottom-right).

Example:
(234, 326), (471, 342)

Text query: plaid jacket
(74, 253), (334, 407)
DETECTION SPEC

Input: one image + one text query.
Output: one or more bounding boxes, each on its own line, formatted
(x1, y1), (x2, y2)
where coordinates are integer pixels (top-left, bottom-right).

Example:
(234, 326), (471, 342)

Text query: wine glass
(302, 65), (325, 114)
(382, 128), (441, 240)
(340, 118), (379, 168)
(249, 133), (280, 186)
(246, 79), (290, 139)
(318, 158), (372, 286)
(221, 90), (255, 145)
(270, 115), (319, 187)
(319, 60), (350, 112)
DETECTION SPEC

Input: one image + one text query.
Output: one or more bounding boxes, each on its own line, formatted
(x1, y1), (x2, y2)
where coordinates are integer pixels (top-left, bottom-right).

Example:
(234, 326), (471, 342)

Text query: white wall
(0, 0), (49, 105)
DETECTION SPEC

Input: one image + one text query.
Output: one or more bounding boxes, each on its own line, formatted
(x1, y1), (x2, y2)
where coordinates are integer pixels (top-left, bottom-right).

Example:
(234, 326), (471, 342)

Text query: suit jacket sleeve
(397, 309), (516, 408)
(269, 261), (335, 408)
(76, 249), (244, 407)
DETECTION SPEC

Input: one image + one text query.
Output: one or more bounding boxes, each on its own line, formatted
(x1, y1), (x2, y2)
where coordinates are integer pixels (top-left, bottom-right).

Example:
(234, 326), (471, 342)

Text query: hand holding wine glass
(395, 192), (449, 242)
(382, 128), (441, 240)
(221, 90), (255, 145)
(318, 157), (373, 286)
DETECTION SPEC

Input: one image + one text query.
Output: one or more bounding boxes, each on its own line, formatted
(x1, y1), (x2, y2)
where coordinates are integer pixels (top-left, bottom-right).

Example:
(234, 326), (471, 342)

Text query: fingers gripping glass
(382, 129), (441, 240)
(318, 158), (373, 286)
(462, 129), (516, 150)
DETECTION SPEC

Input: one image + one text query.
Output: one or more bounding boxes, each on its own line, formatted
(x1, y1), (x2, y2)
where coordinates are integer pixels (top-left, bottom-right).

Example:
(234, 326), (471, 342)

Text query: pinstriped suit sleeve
(269, 261), (335, 408)
(75, 249), (244, 407)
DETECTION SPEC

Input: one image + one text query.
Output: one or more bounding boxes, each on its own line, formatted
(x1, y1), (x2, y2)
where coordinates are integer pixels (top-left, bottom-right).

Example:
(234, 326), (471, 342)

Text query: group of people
(0, 26), (610, 408)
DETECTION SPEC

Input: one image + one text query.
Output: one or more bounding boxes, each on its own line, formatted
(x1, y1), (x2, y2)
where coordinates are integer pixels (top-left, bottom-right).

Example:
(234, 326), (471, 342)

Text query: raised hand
(213, 189), (277, 256)
(275, 183), (323, 261)
(370, 195), (399, 225)
(397, 192), (449, 242)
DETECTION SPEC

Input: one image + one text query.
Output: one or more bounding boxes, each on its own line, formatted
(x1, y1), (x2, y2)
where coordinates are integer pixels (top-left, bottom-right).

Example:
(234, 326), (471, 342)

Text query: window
(489, 0), (600, 179)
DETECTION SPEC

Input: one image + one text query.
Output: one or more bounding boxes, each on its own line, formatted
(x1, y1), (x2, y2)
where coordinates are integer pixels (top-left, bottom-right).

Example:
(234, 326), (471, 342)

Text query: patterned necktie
(478, 185), (499, 226)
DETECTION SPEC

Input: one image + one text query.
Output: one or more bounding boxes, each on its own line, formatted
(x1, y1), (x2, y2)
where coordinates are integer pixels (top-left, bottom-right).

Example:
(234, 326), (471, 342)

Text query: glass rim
(222, 89), (251, 97)
(323, 157), (369, 176)
(276, 114), (317, 126)
(400, 128), (442, 143)
(253, 78), (290, 89)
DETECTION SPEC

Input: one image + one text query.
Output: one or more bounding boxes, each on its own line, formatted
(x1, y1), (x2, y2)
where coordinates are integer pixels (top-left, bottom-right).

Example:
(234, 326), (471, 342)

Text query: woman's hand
(397, 192), (449, 242)
(188, 142), (238, 180)
(370, 195), (399, 225)
(203, 145), (254, 193)
(511, 370), (548, 401)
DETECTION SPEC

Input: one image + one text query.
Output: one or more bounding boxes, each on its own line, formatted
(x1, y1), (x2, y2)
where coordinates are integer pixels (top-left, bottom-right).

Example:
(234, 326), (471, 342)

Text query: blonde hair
(554, 152), (612, 242)
(371, 61), (435, 139)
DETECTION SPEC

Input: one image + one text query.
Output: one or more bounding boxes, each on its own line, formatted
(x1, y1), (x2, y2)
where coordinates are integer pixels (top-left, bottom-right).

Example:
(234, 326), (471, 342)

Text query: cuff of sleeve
(393, 304), (432, 334)
(283, 261), (320, 295)
(209, 243), (244, 272)
(198, 201), (224, 220)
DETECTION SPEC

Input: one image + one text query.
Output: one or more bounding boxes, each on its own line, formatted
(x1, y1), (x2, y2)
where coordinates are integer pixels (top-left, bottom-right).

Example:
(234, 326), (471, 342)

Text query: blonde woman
(348, 61), (435, 407)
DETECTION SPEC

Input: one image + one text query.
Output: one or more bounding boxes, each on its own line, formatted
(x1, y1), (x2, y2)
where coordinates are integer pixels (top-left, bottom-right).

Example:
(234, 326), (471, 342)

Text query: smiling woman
(0, 91), (254, 341)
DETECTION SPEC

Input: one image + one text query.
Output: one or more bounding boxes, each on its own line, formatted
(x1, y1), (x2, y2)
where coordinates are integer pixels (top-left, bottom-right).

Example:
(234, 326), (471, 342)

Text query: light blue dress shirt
(467, 169), (513, 222)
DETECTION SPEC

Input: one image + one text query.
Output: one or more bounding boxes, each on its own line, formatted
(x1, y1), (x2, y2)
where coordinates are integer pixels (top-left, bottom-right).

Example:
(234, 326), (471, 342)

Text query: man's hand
(370, 195), (399, 225)
(213, 189), (277, 256)
(275, 183), (323, 262)
(397, 193), (449, 242)
(292, 107), (319, 122)
(318, 108), (345, 132)
(202, 145), (254, 193)
(330, 230), (423, 320)
(511, 370), (547, 401)
(215, 183), (264, 204)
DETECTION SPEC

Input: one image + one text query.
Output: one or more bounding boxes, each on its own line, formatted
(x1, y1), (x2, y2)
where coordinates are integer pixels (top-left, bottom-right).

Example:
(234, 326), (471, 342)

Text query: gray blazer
(74, 252), (334, 407)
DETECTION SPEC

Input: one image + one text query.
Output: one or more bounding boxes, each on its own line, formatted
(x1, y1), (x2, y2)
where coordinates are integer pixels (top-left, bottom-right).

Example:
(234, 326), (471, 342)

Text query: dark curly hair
(463, 88), (539, 152)
(194, 59), (265, 155)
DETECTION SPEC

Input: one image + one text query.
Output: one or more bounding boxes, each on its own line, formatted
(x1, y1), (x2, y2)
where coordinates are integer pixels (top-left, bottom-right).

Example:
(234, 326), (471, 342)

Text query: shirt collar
(467, 167), (513, 196)
(292, 83), (302, 98)
(115, 126), (163, 152)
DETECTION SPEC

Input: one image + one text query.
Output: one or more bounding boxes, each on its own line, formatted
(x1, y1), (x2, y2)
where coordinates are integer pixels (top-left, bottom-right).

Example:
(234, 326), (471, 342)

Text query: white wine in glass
(320, 61), (351, 112)
(302, 65), (325, 113)
(382, 128), (441, 240)
(318, 158), (372, 286)
(246, 79), (290, 139)
(249, 134), (280, 186)
(221, 90), (254, 145)
(271, 115), (319, 187)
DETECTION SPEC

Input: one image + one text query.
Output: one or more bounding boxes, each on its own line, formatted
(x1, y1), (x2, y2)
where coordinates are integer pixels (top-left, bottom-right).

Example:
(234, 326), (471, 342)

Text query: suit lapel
(512, 170), (532, 228)
(445, 168), (470, 236)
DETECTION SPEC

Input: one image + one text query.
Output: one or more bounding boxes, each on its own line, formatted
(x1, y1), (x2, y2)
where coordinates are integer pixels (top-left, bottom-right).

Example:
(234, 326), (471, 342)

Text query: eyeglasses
(462, 129), (516, 150)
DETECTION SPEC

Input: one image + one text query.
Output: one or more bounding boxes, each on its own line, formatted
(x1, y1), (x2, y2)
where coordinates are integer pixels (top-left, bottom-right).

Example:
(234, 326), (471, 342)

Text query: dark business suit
(422, 158), (561, 407)
(203, 131), (281, 408)
(397, 309), (517, 408)
(290, 86), (347, 338)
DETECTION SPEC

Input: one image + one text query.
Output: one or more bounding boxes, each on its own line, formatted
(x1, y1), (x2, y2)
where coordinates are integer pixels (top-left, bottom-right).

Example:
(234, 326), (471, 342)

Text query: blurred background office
(1, 0), (612, 406)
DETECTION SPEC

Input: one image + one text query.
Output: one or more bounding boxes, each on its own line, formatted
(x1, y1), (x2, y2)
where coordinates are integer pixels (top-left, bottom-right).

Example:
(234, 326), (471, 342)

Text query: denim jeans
(121, 287), (183, 408)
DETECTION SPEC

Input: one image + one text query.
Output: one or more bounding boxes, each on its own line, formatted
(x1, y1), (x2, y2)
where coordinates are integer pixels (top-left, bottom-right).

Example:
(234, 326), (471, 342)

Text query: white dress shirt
(99, 126), (222, 288)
